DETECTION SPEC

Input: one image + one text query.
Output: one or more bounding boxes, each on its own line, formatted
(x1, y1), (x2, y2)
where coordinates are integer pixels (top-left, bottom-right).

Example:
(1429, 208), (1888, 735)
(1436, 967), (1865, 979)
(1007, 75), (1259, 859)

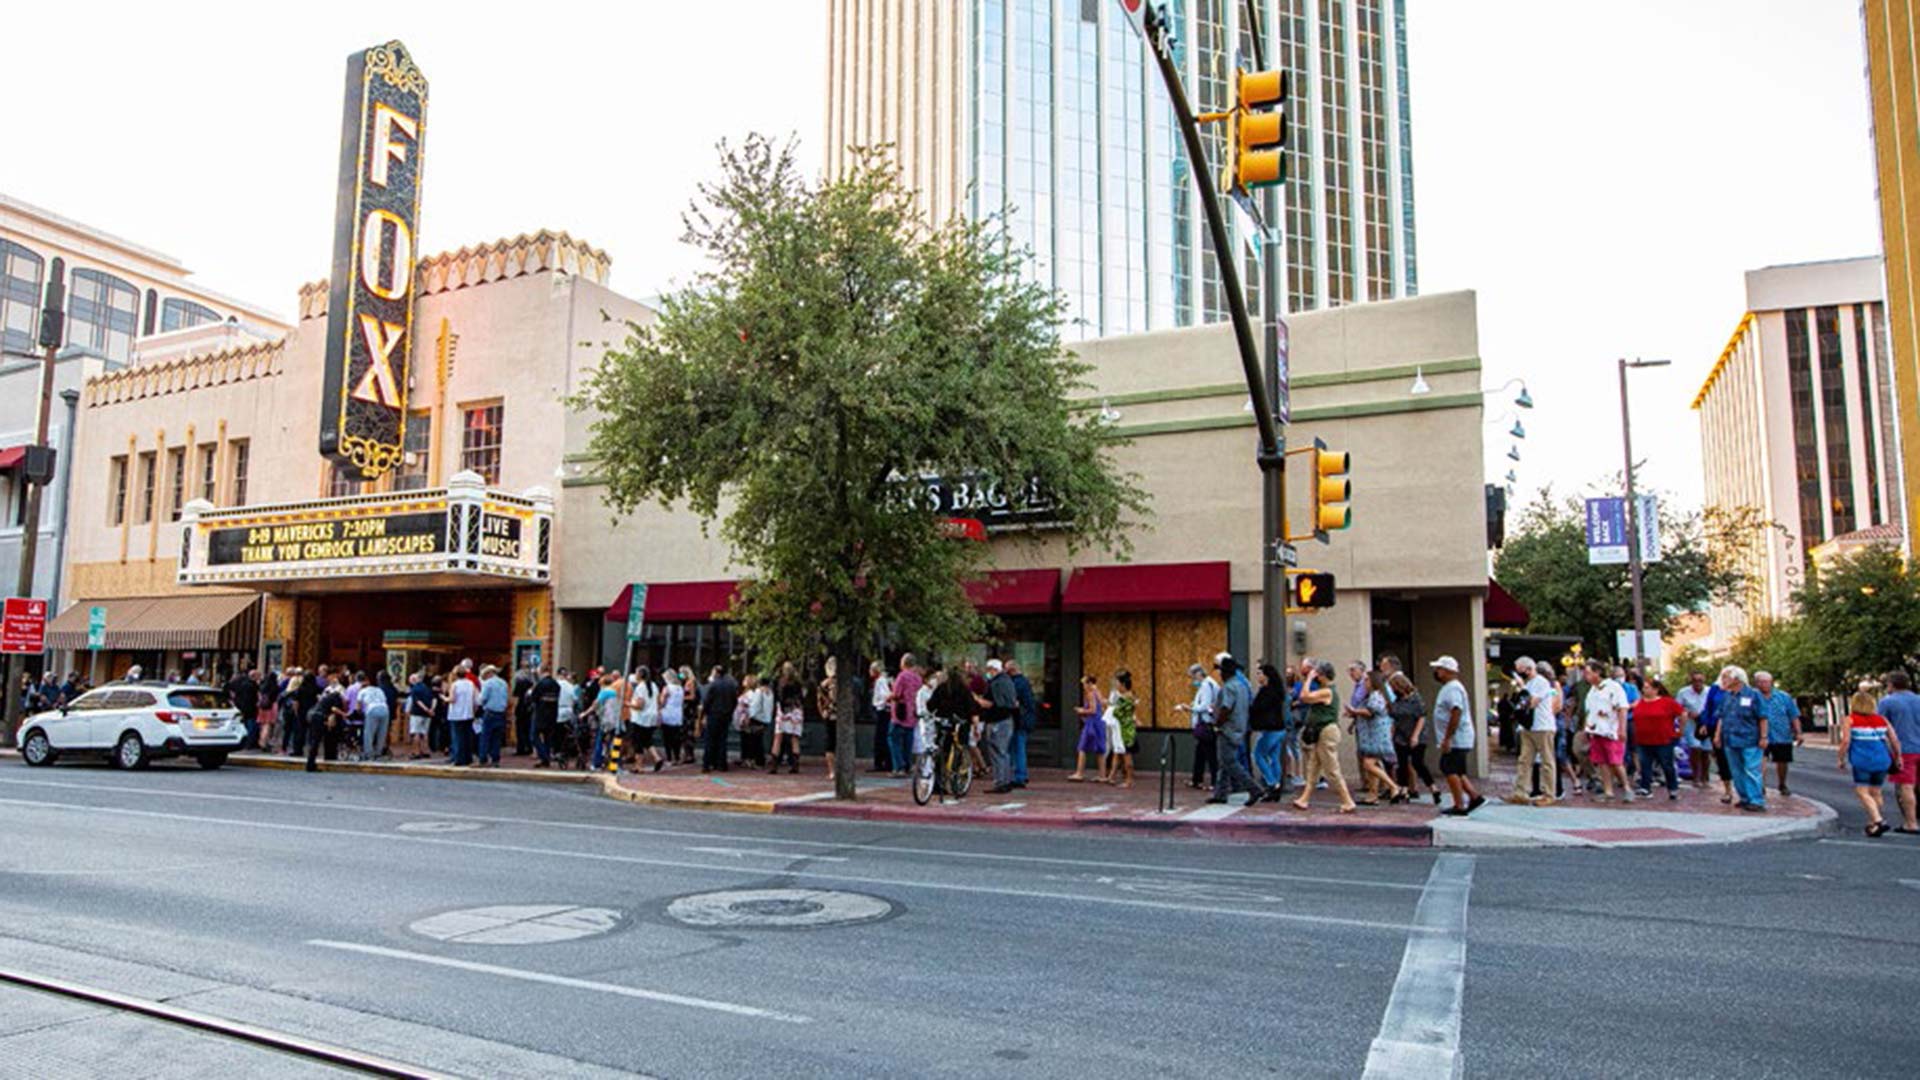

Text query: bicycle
(912, 714), (973, 805)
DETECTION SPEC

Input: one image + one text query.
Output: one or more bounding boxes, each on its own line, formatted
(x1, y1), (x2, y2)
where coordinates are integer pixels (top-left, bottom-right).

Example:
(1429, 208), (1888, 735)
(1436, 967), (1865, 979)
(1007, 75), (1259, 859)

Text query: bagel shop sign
(319, 40), (428, 481)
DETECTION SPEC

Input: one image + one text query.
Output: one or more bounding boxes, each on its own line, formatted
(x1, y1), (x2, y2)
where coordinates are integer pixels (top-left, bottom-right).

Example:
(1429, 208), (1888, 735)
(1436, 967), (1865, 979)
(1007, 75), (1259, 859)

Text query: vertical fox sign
(320, 40), (427, 480)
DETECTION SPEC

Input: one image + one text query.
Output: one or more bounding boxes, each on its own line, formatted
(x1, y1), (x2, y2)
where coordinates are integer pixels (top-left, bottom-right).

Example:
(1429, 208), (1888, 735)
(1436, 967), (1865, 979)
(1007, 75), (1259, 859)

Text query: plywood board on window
(1151, 613), (1227, 730)
(1080, 612), (1152, 726)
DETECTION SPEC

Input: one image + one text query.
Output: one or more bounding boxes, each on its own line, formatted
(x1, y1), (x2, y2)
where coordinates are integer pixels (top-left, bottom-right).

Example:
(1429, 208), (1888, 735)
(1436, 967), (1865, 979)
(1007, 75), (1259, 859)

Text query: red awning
(1062, 561), (1231, 613)
(1486, 578), (1530, 629)
(0, 446), (24, 470)
(964, 569), (1061, 615)
(604, 580), (740, 624)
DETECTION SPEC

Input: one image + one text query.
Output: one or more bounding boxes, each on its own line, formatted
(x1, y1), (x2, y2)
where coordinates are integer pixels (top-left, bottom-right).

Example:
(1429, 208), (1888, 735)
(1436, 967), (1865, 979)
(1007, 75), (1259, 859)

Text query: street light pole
(2, 259), (67, 743)
(1618, 357), (1670, 676)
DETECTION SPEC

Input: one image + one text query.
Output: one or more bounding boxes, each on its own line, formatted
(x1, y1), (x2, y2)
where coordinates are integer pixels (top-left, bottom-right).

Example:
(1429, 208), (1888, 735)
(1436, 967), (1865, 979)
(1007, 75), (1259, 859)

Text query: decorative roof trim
(297, 229), (612, 320)
(84, 339), (284, 406)
(1692, 311), (1755, 410)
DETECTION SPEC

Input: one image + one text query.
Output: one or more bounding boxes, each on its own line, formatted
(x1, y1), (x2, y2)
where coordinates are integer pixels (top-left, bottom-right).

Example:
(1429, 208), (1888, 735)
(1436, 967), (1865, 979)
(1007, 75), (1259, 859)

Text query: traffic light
(1311, 438), (1352, 534)
(1224, 69), (1287, 194)
(1287, 569), (1337, 610)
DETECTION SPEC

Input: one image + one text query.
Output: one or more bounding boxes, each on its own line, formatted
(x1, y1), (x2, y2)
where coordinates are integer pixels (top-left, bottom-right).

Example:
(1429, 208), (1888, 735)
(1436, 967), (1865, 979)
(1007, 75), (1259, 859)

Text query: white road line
(1901, 879), (1920, 891)
(781, 791), (839, 803)
(1362, 852), (1475, 1080)
(0, 776), (1428, 891)
(0, 795), (1418, 932)
(1182, 802), (1241, 822)
(306, 940), (809, 1024)
(683, 847), (847, 862)
(988, 802), (1026, 813)
(1077, 804), (1114, 814)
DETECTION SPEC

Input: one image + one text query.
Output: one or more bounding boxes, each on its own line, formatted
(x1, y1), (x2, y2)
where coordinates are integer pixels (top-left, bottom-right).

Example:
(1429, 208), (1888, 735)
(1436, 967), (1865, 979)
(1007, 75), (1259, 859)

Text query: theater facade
(52, 256), (1491, 771)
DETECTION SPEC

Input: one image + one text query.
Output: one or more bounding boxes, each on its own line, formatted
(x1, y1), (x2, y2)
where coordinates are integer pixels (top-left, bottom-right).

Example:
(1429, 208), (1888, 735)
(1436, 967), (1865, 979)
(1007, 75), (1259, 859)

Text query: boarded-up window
(1081, 611), (1228, 729)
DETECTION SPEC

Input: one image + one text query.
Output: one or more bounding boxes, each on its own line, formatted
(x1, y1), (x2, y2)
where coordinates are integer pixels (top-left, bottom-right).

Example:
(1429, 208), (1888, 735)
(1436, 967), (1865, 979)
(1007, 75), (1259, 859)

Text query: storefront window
(461, 403), (503, 484)
(394, 410), (432, 490)
(328, 464), (362, 498)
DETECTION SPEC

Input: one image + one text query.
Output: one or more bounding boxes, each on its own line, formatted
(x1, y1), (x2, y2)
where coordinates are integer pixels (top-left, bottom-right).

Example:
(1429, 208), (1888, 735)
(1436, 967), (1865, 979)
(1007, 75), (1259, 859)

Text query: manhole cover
(665, 889), (895, 930)
(397, 820), (486, 834)
(409, 904), (623, 945)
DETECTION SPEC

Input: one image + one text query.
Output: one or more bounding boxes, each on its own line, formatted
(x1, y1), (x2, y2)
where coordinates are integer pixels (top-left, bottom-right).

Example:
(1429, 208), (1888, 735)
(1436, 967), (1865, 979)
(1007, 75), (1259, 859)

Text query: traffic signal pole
(1140, 5), (1289, 677)
(1242, 0), (1290, 687)
(2, 259), (66, 744)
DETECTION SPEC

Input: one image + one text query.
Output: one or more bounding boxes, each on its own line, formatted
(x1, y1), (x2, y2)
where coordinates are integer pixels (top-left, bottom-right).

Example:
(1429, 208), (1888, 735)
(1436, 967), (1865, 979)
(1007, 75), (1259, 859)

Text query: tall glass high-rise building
(824, 0), (1418, 338)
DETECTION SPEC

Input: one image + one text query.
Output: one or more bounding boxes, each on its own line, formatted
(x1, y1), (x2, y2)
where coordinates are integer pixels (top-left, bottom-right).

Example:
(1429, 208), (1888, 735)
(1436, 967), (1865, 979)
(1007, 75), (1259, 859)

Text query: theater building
(51, 230), (649, 684)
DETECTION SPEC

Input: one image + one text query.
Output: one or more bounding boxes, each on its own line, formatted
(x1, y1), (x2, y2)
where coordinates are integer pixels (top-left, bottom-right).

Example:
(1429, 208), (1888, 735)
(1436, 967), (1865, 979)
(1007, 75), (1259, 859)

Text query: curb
(224, 753), (597, 785)
(768, 797), (1434, 846)
(1430, 794), (1841, 849)
(597, 776), (777, 815)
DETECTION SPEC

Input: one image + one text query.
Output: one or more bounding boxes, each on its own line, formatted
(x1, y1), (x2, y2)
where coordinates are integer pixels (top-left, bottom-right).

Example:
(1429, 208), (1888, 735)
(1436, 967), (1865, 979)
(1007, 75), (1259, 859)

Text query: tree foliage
(1733, 545), (1920, 697)
(571, 137), (1143, 797)
(1492, 485), (1761, 657)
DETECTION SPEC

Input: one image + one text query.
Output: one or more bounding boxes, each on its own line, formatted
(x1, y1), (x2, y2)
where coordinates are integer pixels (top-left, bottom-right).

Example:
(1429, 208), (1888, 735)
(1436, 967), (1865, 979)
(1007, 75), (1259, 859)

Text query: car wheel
(20, 729), (56, 767)
(195, 752), (227, 770)
(114, 731), (149, 771)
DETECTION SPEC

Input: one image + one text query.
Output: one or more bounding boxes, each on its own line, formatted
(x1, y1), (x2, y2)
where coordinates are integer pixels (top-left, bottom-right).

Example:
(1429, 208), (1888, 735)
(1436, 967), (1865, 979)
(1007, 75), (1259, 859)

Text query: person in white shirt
(1432, 656), (1484, 816)
(626, 667), (663, 772)
(356, 676), (391, 761)
(1675, 671), (1712, 791)
(1509, 657), (1562, 805)
(447, 663), (479, 767)
(869, 661), (893, 773)
(1582, 660), (1633, 801)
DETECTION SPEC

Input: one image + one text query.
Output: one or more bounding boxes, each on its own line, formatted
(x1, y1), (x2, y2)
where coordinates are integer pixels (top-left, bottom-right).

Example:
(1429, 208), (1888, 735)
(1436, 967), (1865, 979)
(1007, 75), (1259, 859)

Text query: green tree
(1492, 486), (1761, 657)
(1726, 617), (1834, 698)
(1784, 544), (1920, 695)
(572, 138), (1142, 798)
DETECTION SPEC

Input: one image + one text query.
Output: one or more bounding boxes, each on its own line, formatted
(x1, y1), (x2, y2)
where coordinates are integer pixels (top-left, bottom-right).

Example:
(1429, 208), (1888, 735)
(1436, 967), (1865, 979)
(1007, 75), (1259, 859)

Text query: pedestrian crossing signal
(1287, 570), (1337, 610)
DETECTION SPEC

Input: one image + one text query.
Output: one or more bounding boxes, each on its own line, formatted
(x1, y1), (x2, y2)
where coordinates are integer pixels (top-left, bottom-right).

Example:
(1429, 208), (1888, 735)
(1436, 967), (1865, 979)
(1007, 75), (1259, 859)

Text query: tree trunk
(833, 636), (859, 800)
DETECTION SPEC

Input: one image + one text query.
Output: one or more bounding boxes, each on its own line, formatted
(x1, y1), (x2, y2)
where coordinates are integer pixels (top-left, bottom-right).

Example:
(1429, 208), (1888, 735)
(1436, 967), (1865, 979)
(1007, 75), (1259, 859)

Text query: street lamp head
(1409, 367), (1431, 396)
(1626, 358), (1673, 370)
(1514, 386), (1534, 409)
(1509, 421), (1526, 440)
(1506, 445), (1522, 462)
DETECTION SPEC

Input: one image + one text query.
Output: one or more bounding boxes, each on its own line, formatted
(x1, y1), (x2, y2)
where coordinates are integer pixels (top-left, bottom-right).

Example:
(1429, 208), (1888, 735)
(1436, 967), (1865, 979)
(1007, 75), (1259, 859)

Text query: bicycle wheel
(911, 752), (936, 805)
(947, 744), (973, 798)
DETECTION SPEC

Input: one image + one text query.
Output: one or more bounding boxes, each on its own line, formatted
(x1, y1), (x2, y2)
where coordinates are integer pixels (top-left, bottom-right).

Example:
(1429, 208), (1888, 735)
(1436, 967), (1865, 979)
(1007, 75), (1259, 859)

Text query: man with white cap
(1431, 655), (1484, 815)
(985, 658), (1020, 793)
(1509, 657), (1560, 805)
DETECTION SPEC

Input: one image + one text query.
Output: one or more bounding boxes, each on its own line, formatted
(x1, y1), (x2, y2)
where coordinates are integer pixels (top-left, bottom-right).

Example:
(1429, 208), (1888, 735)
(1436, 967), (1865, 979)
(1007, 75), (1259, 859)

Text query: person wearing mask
(1509, 658), (1560, 805)
(475, 665), (510, 768)
(1431, 656), (1484, 816)
(1840, 686), (1903, 837)
(985, 659), (1020, 794)
(357, 674), (392, 761)
(1208, 655), (1268, 805)
(1877, 670), (1920, 834)
(738, 673), (768, 770)
(511, 664), (536, 757)
(1249, 662), (1288, 793)
(589, 673), (622, 768)
(1174, 662), (1219, 791)
(1676, 671), (1712, 791)
(1388, 672), (1441, 805)
(1713, 665), (1768, 812)
(527, 666), (560, 768)
(888, 656), (923, 778)
(1007, 658), (1037, 789)
(1581, 660), (1633, 802)
(447, 662), (479, 767)
(658, 669), (687, 767)
(624, 667), (662, 772)
(1106, 669), (1139, 789)
(1291, 660), (1356, 813)
(1753, 671), (1802, 798)
(868, 660), (894, 775)
(282, 670), (310, 757)
(701, 664), (740, 773)
(305, 674), (347, 772)
(1354, 670), (1406, 805)
(404, 672), (434, 760)
(1631, 678), (1685, 800)
(1069, 673), (1107, 782)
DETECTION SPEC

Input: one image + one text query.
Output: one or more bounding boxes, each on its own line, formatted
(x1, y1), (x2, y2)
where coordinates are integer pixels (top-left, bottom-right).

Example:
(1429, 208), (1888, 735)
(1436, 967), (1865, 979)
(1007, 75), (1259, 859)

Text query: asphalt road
(0, 758), (1916, 1079)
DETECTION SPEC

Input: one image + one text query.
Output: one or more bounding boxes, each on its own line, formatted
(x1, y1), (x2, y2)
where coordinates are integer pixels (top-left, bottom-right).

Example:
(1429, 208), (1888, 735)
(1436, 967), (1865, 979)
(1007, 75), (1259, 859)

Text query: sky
(0, 1), (1883, 512)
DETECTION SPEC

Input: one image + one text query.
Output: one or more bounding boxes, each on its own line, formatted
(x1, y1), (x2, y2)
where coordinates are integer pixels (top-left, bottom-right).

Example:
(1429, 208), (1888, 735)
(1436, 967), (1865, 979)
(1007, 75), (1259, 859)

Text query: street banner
(1, 597), (48, 654)
(1614, 629), (1663, 667)
(87, 605), (106, 650)
(1585, 495), (1659, 565)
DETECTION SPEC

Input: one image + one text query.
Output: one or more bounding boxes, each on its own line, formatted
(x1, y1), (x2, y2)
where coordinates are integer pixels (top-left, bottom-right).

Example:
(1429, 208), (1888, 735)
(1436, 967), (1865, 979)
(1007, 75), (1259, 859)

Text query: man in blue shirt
(1753, 671), (1802, 798)
(1878, 670), (1920, 833)
(477, 664), (510, 768)
(1712, 665), (1767, 811)
(1006, 658), (1037, 789)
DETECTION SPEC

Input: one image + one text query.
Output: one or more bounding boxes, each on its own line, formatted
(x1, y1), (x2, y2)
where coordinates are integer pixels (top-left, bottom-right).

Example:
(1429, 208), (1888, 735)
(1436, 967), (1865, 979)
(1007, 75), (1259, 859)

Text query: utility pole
(1135, 4), (1288, 676)
(1618, 357), (1669, 675)
(1242, 0), (1288, 686)
(3, 258), (68, 742)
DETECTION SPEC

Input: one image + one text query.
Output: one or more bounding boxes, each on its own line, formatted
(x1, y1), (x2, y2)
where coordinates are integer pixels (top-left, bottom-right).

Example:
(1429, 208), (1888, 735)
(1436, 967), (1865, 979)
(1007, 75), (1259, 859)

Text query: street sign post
(1, 598), (48, 655)
(86, 605), (106, 650)
(625, 583), (648, 642)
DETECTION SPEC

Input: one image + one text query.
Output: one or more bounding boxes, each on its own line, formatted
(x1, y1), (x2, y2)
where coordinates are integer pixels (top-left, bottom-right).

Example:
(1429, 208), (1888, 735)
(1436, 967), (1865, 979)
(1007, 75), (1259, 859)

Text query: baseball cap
(985, 659), (1003, 674)
(1429, 655), (1460, 673)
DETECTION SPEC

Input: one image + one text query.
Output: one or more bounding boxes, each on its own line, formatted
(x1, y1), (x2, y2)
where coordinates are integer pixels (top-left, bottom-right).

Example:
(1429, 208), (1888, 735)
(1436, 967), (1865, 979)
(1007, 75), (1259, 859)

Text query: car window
(105, 690), (159, 710)
(65, 689), (114, 712)
(167, 690), (232, 710)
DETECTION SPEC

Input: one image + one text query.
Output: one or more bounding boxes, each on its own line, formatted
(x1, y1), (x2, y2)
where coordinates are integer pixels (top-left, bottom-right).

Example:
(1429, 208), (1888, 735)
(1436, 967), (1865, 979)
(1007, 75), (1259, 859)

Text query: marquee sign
(319, 40), (428, 480)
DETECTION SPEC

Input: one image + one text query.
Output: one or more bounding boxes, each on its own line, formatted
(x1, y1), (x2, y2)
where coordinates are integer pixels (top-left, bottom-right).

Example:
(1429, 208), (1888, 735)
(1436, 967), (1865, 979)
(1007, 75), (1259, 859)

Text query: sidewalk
(174, 749), (1838, 848)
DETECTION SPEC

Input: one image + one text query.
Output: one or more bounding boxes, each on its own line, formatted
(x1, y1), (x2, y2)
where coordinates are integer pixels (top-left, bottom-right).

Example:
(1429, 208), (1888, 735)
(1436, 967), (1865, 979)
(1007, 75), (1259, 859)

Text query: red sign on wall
(1, 597), (48, 654)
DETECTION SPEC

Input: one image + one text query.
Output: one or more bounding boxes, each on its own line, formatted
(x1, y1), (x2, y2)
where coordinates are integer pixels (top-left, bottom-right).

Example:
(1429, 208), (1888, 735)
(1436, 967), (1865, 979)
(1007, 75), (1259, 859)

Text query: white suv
(15, 682), (245, 771)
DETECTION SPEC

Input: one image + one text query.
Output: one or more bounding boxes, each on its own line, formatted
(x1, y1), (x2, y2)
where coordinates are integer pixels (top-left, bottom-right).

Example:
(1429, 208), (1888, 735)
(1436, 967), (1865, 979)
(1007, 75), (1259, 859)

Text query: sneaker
(1633, 788), (1651, 798)
(1668, 790), (1678, 801)
(1441, 807), (1470, 817)
(1466, 795), (1486, 814)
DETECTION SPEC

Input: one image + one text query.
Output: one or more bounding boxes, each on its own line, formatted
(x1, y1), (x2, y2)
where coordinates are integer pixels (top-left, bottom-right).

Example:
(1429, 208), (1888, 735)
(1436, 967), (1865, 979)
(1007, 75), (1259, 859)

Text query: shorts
(1766, 743), (1794, 764)
(1852, 766), (1889, 786)
(1589, 734), (1625, 766)
(1104, 717), (1123, 753)
(776, 717), (805, 737)
(627, 724), (655, 750)
(1440, 748), (1470, 776)
(1893, 752), (1920, 786)
(1123, 741), (1137, 757)
(408, 713), (431, 737)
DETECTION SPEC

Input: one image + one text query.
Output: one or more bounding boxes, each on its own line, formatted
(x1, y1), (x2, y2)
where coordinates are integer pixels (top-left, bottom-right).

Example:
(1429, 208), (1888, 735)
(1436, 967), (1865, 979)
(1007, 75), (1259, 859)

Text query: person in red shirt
(1631, 678), (1686, 799)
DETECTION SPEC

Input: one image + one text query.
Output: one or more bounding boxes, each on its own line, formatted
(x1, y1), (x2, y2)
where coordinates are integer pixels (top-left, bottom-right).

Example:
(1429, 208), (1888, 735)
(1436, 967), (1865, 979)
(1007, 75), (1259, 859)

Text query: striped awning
(45, 594), (261, 651)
